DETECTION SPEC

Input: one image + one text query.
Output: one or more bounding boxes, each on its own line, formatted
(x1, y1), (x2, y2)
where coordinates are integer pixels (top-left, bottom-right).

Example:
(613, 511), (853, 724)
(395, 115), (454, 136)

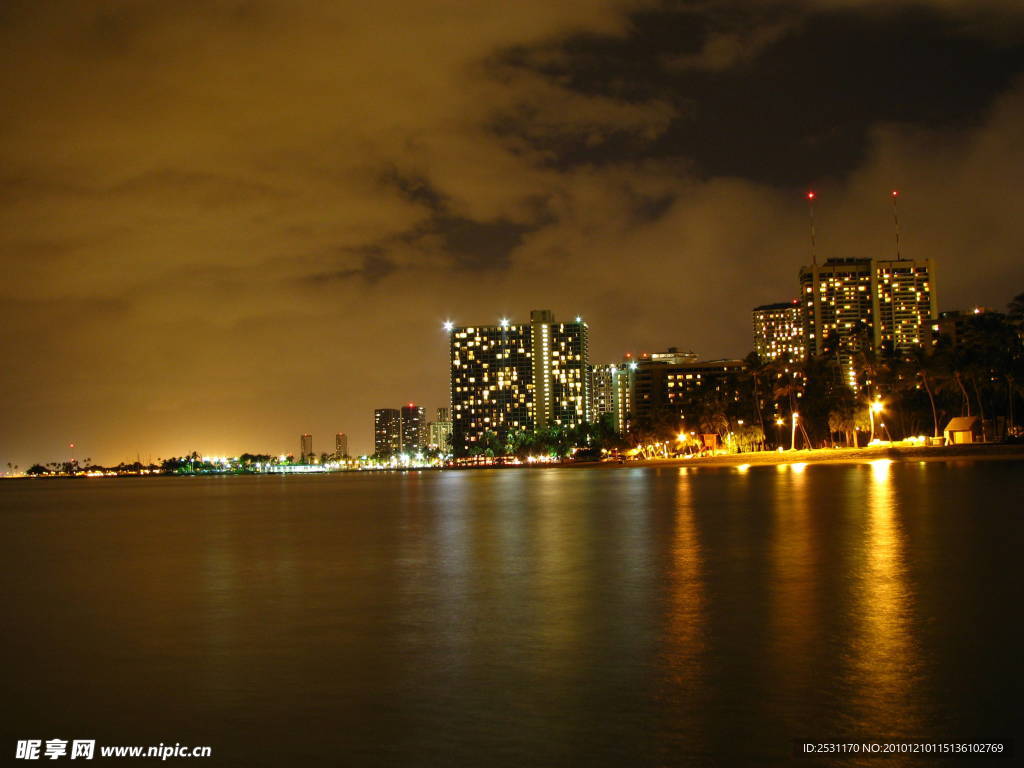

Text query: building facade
(752, 301), (805, 361)
(874, 258), (938, 354)
(400, 404), (425, 453)
(334, 432), (348, 459)
(449, 310), (590, 450)
(299, 433), (313, 463)
(590, 361), (636, 434)
(373, 408), (401, 457)
(799, 257), (937, 386)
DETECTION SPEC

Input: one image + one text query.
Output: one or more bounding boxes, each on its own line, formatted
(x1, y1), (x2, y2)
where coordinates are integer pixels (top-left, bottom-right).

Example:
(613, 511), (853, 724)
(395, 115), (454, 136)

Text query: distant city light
(443, 320), (454, 331)
(500, 318), (509, 327)
(575, 316), (582, 322)
(629, 362), (638, 370)
(806, 190), (816, 201)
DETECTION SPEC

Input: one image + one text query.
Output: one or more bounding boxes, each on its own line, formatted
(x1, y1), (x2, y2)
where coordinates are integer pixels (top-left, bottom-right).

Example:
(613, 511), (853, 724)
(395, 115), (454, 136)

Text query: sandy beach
(626, 442), (1024, 469)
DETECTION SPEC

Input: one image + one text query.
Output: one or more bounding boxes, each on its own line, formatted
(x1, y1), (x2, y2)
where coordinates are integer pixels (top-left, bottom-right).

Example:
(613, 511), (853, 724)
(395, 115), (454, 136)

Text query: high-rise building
(300, 433), (313, 463)
(590, 361), (636, 434)
(448, 310), (590, 450)
(874, 258), (938, 354)
(335, 432), (348, 458)
(400, 404), (425, 453)
(752, 301), (805, 361)
(428, 407), (453, 450)
(799, 257), (936, 386)
(428, 420), (453, 451)
(374, 408), (401, 457)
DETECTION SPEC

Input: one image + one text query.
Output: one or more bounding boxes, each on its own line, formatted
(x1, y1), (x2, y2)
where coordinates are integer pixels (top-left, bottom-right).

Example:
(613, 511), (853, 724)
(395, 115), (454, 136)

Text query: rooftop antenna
(891, 189), (902, 261)
(806, 190), (818, 266)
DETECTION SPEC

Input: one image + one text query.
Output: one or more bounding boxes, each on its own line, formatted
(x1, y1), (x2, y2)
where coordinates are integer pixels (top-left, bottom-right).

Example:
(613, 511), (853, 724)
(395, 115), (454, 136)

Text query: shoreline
(6, 443), (1024, 479)
(622, 442), (1024, 469)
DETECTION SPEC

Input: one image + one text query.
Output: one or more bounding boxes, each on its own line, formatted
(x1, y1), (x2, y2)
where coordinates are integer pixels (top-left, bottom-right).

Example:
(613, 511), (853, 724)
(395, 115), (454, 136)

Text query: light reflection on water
(1, 462), (1021, 766)
(848, 459), (921, 738)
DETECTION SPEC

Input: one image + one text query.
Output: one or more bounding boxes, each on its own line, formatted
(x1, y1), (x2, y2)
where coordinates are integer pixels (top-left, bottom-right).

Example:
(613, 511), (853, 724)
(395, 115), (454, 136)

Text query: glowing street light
(791, 411), (799, 451)
(869, 398), (884, 442)
(443, 320), (454, 332)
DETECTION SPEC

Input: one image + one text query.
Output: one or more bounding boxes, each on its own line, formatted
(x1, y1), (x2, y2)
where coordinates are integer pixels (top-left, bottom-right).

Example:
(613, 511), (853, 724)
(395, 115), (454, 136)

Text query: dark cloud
(2, 0), (1024, 464)
(504, 2), (1024, 183)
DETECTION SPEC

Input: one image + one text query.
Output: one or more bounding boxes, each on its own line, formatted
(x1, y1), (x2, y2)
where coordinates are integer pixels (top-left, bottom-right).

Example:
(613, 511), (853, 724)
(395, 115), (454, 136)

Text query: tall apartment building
(752, 301), (805, 361)
(874, 258), (938, 353)
(299, 433), (313, 463)
(590, 361), (637, 434)
(334, 432), (348, 458)
(428, 407), (453, 450)
(374, 408), (401, 457)
(449, 310), (590, 449)
(799, 257), (936, 386)
(400, 404), (425, 453)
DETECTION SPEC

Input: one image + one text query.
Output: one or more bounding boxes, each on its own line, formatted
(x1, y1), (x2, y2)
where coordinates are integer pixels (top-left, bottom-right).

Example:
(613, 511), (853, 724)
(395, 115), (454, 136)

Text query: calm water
(1, 461), (1021, 766)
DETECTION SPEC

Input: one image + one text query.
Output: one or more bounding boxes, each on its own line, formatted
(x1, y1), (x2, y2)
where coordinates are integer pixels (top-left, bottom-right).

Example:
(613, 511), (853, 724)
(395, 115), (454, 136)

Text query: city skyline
(3, 1), (1024, 463)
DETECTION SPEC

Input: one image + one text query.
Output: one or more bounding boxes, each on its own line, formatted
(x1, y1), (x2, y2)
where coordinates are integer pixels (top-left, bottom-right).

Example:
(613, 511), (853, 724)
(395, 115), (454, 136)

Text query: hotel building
(400, 404), (425, 453)
(752, 301), (805, 361)
(428, 408), (453, 450)
(590, 361), (636, 434)
(374, 408), (401, 457)
(799, 257), (936, 386)
(448, 310), (590, 449)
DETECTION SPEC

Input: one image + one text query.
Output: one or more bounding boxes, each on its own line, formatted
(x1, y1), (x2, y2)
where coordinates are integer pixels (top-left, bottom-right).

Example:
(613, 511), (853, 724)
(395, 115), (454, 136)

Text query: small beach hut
(943, 416), (982, 444)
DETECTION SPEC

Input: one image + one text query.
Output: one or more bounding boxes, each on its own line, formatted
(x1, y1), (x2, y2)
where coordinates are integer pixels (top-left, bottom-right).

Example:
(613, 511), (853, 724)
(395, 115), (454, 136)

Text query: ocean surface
(1, 460), (1022, 766)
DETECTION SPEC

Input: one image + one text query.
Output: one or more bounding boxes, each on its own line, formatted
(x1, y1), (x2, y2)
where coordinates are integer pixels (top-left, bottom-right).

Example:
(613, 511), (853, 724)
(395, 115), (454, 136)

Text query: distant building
(335, 432), (348, 458)
(435, 407), (450, 422)
(374, 409), (401, 457)
(300, 433), (313, 463)
(591, 361), (637, 434)
(752, 301), (805, 361)
(799, 257), (937, 387)
(449, 310), (590, 450)
(665, 359), (747, 413)
(874, 258), (938, 354)
(400, 404), (425, 453)
(627, 350), (746, 429)
(428, 420), (453, 451)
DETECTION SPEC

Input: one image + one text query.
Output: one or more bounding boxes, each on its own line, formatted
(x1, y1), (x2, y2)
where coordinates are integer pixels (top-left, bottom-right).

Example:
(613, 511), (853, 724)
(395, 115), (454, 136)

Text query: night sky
(3, 0), (1024, 463)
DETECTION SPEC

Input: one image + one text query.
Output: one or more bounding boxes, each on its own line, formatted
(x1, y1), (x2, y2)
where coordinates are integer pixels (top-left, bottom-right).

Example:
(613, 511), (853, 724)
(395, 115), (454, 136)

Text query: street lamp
(791, 411), (799, 451)
(869, 398), (884, 442)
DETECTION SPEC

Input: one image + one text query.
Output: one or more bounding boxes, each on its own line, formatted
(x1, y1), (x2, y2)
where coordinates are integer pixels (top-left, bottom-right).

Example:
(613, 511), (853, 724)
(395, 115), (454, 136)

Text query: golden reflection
(736, 463), (750, 473)
(769, 459), (817, 708)
(790, 462), (808, 473)
(852, 459), (919, 737)
(663, 473), (706, 687)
